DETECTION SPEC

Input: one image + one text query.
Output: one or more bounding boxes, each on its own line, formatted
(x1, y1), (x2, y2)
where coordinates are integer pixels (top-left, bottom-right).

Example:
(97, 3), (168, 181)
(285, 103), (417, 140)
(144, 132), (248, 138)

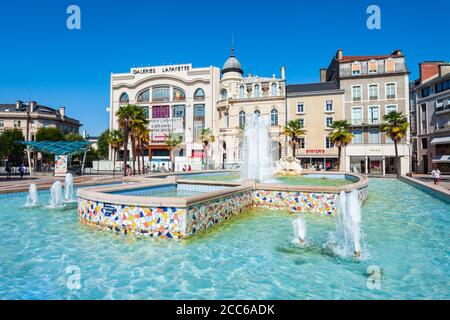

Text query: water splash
(25, 184), (38, 207)
(292, 216), (307, 245)
(64, 173), (74, 202)
(48, 181), (63, 208)
(241, 114), (275, 182)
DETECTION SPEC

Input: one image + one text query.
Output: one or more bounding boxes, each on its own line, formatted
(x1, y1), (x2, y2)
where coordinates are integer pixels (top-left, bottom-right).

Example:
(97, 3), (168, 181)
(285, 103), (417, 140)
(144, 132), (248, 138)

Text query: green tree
(65, 132), (85, 141)
(381, 111), (409, 178)
(0, 129), (25, 165)
(36, 127), (65, 141)
(108, 129), (124, 178)
(96, 129), (110, 159)
(165, 132), (183, 171)
(198, 128), (215, 170)
(283, 119), (306, 158)
(328, 120), (353, 171)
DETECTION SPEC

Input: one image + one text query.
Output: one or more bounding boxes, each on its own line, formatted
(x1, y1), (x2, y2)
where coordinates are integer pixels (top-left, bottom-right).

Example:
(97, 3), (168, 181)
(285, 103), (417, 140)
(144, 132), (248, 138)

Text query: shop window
(137, 90), (149, 103)
(152, 86), (170, 102)
(173, 87), (186, 101)
(152, 105), (170, 118)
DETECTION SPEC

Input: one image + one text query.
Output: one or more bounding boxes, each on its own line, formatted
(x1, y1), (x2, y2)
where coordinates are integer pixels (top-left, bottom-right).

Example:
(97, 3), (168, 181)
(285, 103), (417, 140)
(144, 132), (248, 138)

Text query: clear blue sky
(0, 0), (448, 135)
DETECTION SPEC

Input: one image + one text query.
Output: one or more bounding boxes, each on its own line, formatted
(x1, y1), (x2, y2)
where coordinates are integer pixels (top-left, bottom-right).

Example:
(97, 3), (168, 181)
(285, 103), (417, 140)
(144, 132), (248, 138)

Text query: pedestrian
(188, 165), (192, 172)
(431, 167), (442, 186)
(19, 164), (25, 178)
(183, 165), (187, 172)
(5, 163), (11, 179)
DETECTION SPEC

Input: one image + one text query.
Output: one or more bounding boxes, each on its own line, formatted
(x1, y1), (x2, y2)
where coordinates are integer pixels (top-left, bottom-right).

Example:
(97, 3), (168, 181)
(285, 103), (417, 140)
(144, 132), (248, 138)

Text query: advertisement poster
(54, 155), (68, 177)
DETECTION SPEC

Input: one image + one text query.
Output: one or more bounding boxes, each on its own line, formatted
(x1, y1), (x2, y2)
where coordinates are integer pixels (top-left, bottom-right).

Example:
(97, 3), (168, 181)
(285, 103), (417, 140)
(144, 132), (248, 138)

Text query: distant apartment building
(322, 49), (411, 175)
(286, 81), (344, 170)
(0, 101), (81, 140)
(215, 49), (286, 168)
(410, 61), (450, 174)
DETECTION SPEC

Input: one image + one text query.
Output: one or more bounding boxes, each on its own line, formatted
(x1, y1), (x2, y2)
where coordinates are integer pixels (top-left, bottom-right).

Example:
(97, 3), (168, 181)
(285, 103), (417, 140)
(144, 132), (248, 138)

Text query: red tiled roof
(339, 55), (396, 63)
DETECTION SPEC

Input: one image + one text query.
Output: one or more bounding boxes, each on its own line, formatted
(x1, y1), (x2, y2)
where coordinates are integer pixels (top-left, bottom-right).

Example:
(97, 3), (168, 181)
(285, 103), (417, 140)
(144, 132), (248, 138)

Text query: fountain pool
(0, 178), (449, 299)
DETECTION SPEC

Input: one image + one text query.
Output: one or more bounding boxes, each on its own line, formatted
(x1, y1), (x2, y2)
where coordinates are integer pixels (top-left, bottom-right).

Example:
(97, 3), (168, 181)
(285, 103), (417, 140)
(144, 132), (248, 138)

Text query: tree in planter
(165, 132), (183, 172)
(0, 129), (25, 166)
(381, 111), (409, 178)
(198, 128), (215, 170)
(283, 119), (306, 158)
(107, 129), (123, 178)
(328, 120), (353, 171)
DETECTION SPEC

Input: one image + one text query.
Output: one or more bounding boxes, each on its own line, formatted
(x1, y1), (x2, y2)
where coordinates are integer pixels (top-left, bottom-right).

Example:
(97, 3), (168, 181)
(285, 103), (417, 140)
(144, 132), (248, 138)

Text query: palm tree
(328, 120), (353, 171)
(381, 111), (409, 178)
(129, 108), (148, 175)
(165, 132), (183, 172)
(283, 119), (306, 158)
(198, 128), (215, 170)
(135, 125), (151, 174)
(108, 129), (124, 178)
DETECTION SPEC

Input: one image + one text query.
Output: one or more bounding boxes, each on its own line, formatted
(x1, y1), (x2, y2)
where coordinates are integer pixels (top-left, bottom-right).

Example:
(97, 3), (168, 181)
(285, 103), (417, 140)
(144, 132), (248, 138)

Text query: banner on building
(54, 155), (68, 177)
(150, 118), (184, 141)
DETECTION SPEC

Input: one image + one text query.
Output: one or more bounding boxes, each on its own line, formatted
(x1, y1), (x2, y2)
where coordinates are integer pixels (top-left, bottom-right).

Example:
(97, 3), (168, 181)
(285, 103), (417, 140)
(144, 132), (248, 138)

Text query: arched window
(271, 83), (277, 96)
(239, 85), (245, 99)
(239, 111), (246, 127)
(221, 89), (228, 100)
(254, 109), (261, 116)
(119, 92), (129, 104)
(271, 108), (278, 125)
(137, 90), (149, 103)
(173, 87), (186, 101)
(152, 86), (170, 102)
(254, 84), (260, 97)
(194, 88), (205, 101)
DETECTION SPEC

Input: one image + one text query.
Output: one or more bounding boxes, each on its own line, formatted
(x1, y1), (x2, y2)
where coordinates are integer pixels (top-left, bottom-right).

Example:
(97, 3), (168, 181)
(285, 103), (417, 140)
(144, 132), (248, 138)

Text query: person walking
(19, 164), (25, 178)
(5, 163), (11, 179)
(431, 167), (442, 186)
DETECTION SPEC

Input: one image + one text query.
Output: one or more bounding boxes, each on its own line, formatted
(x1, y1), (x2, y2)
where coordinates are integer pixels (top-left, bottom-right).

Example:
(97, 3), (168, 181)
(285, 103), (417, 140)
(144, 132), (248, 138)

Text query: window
(386, 83), (396, 99)
(369, 84), (379, 100)
(271, 109), (279, 125)
(421, 86), (432, 98)
(152, 105), (170, 118)
(119, 92), (129, 104)
(385, 59), (395, 72)
(297, 137), (305, 149)
(325, 100), (333, 111)
(352, 107), (363, 125)
(352, 62), (361, 75)
(0, 120), (4, 127)
(254, 84), (260, 98)
(435, 79), (450, 94)
(421, 138), (428, 149)
(221, 89), (228, 100)
(254, 109), (261, 116)
(224, 112), (229, 128)
(14, 120), (21, 128)
(385, 105), (397, 115)
(173, 105), (185, 118)
(173, 87), (186, 101)
(271, 83), (277, 96)
(298, 118), (305, 127)
(369, 128), (380, 144)
(325, 137), (334, 148)
(141, 106), (150, 119)
(239, 86), (245, 99)
(296, 102), (304, 113)
(326, 116), (333, 127)
(152, 86), (170, 102)
(368, 106), (379, 124)
(194, 88), (205, 101)
(239, 111), (246, 127)
(368, 60), (378, 74)
(193, 104), (205, 122)
(43, 120), (51, 128)
(352, 86), (362, 101)
(435, 99), (444, 111)
(352, 129), (363, 144)
(137, 90), (149, 103)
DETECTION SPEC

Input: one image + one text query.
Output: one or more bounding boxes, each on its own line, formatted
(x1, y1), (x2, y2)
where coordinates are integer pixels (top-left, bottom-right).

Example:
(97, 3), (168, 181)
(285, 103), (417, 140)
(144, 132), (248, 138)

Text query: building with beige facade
(286, 82), (344, 170)
(322, 49), (411, 175)
(215, 49), (286, 168)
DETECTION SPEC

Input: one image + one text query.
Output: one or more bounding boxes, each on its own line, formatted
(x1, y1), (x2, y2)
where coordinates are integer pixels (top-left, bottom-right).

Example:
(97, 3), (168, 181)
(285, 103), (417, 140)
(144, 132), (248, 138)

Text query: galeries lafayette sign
(131, 64), (192, 75)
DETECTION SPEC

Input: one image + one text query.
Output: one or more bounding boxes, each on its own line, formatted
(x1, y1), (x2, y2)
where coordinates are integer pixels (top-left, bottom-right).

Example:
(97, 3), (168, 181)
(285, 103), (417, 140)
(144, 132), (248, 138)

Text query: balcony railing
(351, 118), (380, 126)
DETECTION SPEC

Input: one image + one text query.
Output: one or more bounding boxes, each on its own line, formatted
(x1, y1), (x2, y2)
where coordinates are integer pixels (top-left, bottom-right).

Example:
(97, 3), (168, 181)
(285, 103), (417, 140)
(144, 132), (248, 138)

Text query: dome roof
(222, 48), (243, 75)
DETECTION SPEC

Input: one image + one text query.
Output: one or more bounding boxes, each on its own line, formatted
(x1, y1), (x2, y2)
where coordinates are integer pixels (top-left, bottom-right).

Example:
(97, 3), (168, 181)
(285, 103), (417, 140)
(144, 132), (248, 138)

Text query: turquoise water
(0, 179), (449, 299)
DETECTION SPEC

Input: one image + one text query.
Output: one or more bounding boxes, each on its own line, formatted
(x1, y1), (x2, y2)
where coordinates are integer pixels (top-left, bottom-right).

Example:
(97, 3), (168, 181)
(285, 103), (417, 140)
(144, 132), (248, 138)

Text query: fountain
(64, 173), (74, 202)
(241, 114), (274, 182)
(49, 181), (63, 208)
(292, 216), (307, 244)
(25, 184), (38, 207)
(328, 190), (362, 258)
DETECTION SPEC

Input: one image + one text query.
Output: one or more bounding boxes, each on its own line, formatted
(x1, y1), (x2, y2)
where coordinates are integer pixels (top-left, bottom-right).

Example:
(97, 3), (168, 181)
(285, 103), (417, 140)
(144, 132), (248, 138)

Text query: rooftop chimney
(280, 66), (286, 80)
(336, 49), (343, 60)
(391, 49), (402, 56)
(29, 101), (37, 112)
(320, 68), (327, 83)
(419, 62), (441, 83)
(59, 106), (66, 118)
(16, 100), (23, 110)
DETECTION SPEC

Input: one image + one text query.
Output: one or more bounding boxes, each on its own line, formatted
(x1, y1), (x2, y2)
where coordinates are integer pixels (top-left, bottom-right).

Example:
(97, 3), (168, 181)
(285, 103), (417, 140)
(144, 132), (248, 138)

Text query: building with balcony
(322, 49), (411, 175)
(286, 81), (344, 170)
(109, 64), (220, 167)
(214, 49), (286, 168)
(410, 61), (450, 174)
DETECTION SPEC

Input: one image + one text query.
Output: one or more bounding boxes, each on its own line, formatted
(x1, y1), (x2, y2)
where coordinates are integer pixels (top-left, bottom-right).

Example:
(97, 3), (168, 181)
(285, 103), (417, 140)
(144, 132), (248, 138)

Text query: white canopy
(430, 136), (450, 145)
(432, 155), (450, 163)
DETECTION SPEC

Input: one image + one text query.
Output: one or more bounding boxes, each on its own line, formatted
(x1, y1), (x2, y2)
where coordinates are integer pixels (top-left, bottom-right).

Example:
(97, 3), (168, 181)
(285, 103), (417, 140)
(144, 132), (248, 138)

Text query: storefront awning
(430, 136), (450, 145)
(432, 155), (450, 163)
